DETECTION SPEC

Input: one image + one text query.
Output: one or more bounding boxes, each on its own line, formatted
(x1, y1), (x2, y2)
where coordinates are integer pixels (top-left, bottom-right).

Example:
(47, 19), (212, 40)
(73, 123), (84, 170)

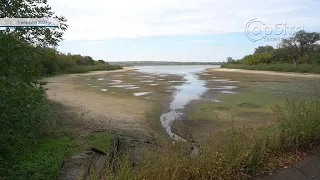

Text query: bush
(36, 49), (123, 75)
(0, 34), (45, 142)
(241, 53), (272, 65)
(275, 96), (320, 148)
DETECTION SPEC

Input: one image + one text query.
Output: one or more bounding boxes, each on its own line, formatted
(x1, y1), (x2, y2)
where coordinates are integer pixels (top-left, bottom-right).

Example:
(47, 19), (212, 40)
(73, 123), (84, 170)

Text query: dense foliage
(0, 1), (121, 178)
(36, 48), (122, 75)
(223, 31), (320, 72)
(0, 0), (68, 47)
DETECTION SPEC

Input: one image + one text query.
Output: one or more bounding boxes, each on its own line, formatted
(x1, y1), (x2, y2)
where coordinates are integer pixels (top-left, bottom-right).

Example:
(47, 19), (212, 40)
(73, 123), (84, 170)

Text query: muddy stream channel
(135, 65), (219, 145)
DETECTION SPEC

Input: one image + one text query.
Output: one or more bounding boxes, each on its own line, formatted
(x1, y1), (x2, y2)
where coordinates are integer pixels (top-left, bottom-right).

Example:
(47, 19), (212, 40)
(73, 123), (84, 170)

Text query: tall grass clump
(275, 95), (320, 149)
(107, 95), (320, 179)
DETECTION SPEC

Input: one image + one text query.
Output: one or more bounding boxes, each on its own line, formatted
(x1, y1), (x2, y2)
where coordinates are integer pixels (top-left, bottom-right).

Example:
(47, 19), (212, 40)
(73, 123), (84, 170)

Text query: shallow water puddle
(212, 79), (240, 83)
(100, 89), (108, 92)
(109, 80), (123, 84)
(113, 74), (124, 77)
(212, 99), (222, 103)
(139, 75), (152, 78)
(97, 78), (104, 81)
(149, 84), (158, 86)
(211, 86), (238, 90)
(133, 92), (152, 96)
(213, 79), (231, 82)
(168, 80), (185, 83)
(220, 90), (238, 94)
(125, 86), (140, 89)
(158, 74), (168, 77)
(140, 80), (154, 83)
(202, 73), (211, 76)
(110, 85), (136, 88)
(134, 65), (220, 141)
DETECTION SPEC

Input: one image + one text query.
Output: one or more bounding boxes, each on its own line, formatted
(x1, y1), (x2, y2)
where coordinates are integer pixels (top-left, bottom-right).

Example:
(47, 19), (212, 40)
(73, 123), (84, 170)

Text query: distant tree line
(35, 47), (121, 75)
(113, 61), (223, 66)
(225, 31), (320, 67)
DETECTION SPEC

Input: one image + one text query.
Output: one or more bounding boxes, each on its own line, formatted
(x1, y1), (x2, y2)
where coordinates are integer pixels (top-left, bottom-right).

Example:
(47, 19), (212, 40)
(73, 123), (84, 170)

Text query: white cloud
(49, 0), (319, 41)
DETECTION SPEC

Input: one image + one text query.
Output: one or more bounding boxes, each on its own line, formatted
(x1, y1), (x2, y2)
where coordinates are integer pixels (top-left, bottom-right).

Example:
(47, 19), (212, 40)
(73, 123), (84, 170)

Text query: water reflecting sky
(135, 65), (220, 141)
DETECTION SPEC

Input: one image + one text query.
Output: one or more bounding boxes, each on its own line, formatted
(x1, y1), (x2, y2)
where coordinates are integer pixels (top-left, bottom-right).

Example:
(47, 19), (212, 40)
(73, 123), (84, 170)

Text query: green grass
(186, 91), (282, 132)
(87, 132), (115, 152)
(8, 137), (78, 180)
(221, 63), (320, 73)
(0, 100), (117, 180)
(107, 95), (320, 179)
(188, 70), (318, 131)
(3, 132), (116, 180)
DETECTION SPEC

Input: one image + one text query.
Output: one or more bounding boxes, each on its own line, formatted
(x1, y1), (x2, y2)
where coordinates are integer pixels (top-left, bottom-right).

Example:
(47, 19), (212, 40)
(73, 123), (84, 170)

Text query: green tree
(279, 31), (320, 66)
(77, 56), (94, 65)
(294, 30), (320, 57)
(227, 57), (233, 63)
(98, 60), (106, 64)
(0, 0), (68, 146)
(254, 45), (274, 54)
(0, 0), (68, 47)
(241, 53), (272, 65)
(271, 48), (290, 63)
(279, 37), (300, 66)
(38, 48), (60, 74)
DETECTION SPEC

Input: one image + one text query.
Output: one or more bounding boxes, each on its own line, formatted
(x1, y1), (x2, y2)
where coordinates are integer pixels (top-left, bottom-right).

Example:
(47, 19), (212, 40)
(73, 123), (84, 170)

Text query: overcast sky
(49, 0), (320, 62)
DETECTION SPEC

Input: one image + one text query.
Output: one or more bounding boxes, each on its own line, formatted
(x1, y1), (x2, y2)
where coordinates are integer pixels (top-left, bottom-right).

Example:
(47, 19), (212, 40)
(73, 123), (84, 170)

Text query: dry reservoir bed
(45, 67), (320, 142)
(179, 68), (320, 140)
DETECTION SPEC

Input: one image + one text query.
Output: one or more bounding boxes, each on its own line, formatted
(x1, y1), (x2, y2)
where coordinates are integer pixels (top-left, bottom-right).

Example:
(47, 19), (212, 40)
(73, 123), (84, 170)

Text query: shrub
(0, 34), (45, 141)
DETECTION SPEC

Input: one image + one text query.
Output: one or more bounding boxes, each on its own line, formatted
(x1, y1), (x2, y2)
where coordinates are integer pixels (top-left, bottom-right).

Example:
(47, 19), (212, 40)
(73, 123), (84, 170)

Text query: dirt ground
(44, 67), (184, 139)
(44, 68), (156, 138)
(44, 67), (320, 141)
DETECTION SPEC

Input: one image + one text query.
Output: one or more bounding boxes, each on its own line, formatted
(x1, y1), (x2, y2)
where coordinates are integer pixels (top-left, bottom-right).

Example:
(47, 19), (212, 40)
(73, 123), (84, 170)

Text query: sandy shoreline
(209, 68), (320, 78)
